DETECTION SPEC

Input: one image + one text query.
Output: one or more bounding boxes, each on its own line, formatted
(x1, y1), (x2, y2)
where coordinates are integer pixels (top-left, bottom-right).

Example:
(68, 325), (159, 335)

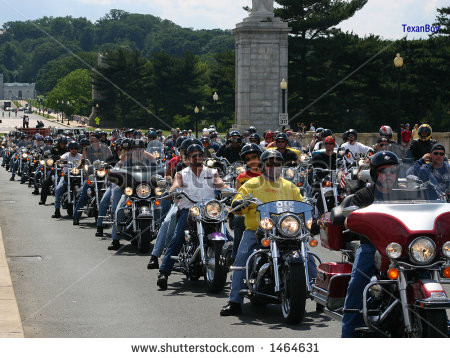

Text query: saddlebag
(315, 262), (352, 310)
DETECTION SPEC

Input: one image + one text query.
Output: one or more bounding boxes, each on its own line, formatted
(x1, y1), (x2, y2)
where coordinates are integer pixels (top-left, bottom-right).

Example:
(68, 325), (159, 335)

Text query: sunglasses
(324, 142), (334, 145)
(378, 167), (397, 175)
(276, 140), (287, 144)
(190, 153), (204, 159)
(265, 161), (282, 167)
(244, 154), (259, 162)
(432, 152), (445, 156)
(379, 143), (389, 147)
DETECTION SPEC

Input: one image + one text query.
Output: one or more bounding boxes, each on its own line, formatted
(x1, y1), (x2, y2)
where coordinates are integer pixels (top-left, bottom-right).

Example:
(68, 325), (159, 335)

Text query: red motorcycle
(311, 187), (450, 337)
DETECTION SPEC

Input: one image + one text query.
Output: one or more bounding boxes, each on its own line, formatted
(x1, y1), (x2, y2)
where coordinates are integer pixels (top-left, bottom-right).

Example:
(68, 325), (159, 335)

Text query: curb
(0, 227), (24, 338)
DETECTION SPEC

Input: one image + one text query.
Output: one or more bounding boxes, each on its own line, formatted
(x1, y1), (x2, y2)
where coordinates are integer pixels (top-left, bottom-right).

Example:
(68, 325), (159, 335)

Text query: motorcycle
(312, 177), (450, 337)
(60, 160), (83, 217)
(162, 187), (235, 293)
(230, 195), (320, 324)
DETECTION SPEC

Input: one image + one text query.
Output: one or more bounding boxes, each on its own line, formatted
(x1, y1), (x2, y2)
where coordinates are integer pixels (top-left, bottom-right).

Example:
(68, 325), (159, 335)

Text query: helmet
(418, 124), (432, 141)
(347, 129), (358, 140)
(180, 138), (202, 153)
(124, 128), (134, 135)
(240, 143), (263, 161)
(264, 131), (274, 140)
(315, 127), (324, 134)
(209, 125), (216, 130)
(260, 150), (283, 165)
(147, 131), (157, 140)
(322, 129), (333, 138)
(114, 138), (123, 150)
(156, 129), (162, 135)
(59, 136), (68, 145)
(379, 125), (393, 139)
(77, 134), (86, 141)
(342, 130), (349, 141)
(93, 129), (102, 139)
(200, 136), (211, 145)
(229, 130), (241, 137)
(247, 126), (257, 134)
(369, 151), (399, 181)
(176, 135), (187, 148)
(35, 134), (44, 141)
(68, 141), (79, 151)
(64, 130), (72, 137)
(249, 133), (261, 143)
(324, 136), (335, 145)
(210, 132), (218, 139)
(112, 129), (120, 135)
(80, 138), (90, 147)
(186, 143), (204, 156)
(275, 132), (288, 142)
(121, 138), (133, 150)
(131, 139), (146, 148)
(20, 132), (27, 139)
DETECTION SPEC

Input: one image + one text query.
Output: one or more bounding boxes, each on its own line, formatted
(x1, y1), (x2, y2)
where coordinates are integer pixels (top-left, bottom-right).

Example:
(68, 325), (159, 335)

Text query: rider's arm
(170, 172), (183, 191)
(213, 171), (228, 190)
(144, 151), (156, 162)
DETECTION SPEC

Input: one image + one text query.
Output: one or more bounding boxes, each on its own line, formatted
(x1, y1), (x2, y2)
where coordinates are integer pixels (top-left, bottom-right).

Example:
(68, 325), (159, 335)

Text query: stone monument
(233, 0), (291, 132)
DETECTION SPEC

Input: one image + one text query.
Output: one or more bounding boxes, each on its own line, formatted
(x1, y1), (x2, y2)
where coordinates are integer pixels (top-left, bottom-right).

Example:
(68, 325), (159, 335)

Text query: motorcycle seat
(330, 194), (354, 225)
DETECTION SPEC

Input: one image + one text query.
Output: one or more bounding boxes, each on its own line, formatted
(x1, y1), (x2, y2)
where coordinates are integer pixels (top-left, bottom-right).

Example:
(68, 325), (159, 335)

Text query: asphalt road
(0, 168), (344, 338)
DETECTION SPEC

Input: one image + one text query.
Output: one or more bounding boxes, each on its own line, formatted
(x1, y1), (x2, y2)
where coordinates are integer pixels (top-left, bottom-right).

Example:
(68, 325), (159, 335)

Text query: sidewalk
(0, 227), (24, 338)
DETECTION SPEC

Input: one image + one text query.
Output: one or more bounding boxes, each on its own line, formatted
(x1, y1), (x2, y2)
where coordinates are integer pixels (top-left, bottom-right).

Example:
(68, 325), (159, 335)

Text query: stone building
(0, 74), (36, 100)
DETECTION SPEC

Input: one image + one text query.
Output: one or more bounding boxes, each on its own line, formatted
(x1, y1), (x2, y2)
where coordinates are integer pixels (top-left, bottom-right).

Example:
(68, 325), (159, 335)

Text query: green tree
(432, 6), (450, 36)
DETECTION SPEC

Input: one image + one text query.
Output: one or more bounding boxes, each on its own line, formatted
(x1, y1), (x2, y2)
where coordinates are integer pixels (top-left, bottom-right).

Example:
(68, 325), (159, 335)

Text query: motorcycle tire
(281, 262), (307, 324)
(413, 308), (448, 338)
(137, 220), (152, 253)
(204, 243), (227, 294)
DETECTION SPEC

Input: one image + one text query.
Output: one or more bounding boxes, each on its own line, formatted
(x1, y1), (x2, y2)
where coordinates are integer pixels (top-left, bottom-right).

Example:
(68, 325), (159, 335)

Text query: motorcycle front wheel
(204, 244), (227, 294)
(281, 262), (307, 324)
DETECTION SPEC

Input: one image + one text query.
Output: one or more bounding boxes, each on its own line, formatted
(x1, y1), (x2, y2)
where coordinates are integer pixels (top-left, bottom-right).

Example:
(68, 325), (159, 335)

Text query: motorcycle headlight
(205, 200), (222, 219)
(409, 237), (436, 265)
(260, 218), (274, 230)
(46, 159), (54, 166)
(386, 242), (402, 259)
(443, 241), (450, 258)
(136, 184), (151, 198)
(84, 164), (89, 172)
(152, 151), (160, 159)
(155, 188), (163, 196)
(284, 168), (295, 179)
(190, 206), (200, 217)
(71, 168), (80, 175)
(124, 187), (133, 196)
(235, 165), (246, 174)
(96, 169), (106, 177)
(278, 214), (301, 237)
(22, 153), (28, 158)
(40, 160), (45, 165)
(206, 159), (215, 167)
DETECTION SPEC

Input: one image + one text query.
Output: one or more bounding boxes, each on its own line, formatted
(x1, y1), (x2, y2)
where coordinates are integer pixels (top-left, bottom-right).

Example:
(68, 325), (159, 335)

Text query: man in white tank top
(157, 143), (228, 290)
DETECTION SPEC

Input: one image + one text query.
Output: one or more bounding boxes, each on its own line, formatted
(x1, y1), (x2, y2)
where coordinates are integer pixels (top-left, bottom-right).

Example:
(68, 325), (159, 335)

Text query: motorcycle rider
(312, 129), (333, 151)
(51, 141), (82, 218)
(267, 133), (299, 166)
(220, 150), (315, 316)
(379, 125), (402, 158)
(340, 129), (371, 161)
(216, 130), (244, 164)
(309, 127), (324, 152)
(156, 143), (228, 290)
(406, 124), (437, 162)
(260, 131), (274, 148)
(311, 136), (337, 170)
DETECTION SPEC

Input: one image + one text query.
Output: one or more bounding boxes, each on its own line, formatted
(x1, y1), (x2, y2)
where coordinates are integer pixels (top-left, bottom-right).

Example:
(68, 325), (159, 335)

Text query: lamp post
(66, 101), (71, 125)
(280, 78), (288, 130)
(393, 53), (403, 144)
(212, 92), (219, 129)
(194, 106), (199, 138)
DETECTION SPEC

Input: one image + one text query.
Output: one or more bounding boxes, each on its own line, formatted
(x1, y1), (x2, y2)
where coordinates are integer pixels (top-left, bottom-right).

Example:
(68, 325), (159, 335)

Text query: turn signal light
(347, 154), (351, 158)
(297, 182), (303, 187)
(443, 267), (450, 279)
(388, 268), (399, 280)
(261, 239), (270, 247)
(126, 200), (132, 207)
(309, 239), (318, 247)
(155, 200), (161, 206)
(324, 181), (332, 187)
(61, 173), (64, 177)
(87, 180), (92, 185)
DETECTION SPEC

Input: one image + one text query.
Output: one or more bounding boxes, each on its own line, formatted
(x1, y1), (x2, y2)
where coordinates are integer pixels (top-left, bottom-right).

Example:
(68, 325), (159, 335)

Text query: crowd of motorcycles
(1, 127), (449, 338)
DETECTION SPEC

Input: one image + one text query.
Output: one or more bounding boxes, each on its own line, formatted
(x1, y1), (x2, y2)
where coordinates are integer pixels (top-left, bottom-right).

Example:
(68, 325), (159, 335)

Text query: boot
(51, 209), (61, 218)
(9, 176), (14, 181)
(157, 273), (168, 290)
(38, 200), (45, 205)
(107, 240), (121, 250)
(95, 227), (103, 237)
(220, 302), (242, 316)
(32, 188), (39, 195)
(147, 256), (159, 269)
(73, 218), (80, 225)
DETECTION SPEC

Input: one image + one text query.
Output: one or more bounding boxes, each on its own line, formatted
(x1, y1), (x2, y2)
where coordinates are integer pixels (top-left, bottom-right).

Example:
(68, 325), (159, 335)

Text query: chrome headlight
(46, 159), (54, 166)
(278, 214), (301, 237)
(190, 206), (200, 217)
(71, 168), (80, 175)
(124, 187), (133, 196)
(260, 218), (274, 230)
(155, 188), (163, 196)
(205, 200), (222, 219)
(206, 159), (215, 167)
(284, 168), (295, 179)
(96, 169), (106, 177)
(136, 184), (151, 198)
(409, 237), (436, 265)
(386, 242), (402, 259)
(152, 151), (160, 159)
(22, 153), (28, 158)
(83, 164), (89, 172)
(235, 165), (246, 174)
(443, 241), (450, 258)
(39, 160), (45, 165)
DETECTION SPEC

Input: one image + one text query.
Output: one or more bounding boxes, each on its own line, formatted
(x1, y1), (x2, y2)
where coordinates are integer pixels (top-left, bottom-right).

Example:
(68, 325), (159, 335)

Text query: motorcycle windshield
(257, 200), (313, 223)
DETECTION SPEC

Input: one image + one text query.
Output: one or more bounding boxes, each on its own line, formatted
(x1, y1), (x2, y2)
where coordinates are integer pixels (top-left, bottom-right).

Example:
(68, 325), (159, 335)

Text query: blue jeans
(97, 185), (112, 227)
(151, 203), (178, 257)
(232, 215), (245, 259)
(159, 209), (189, 275)
(54, 179), (67, 210)
(10, 157), (19, 178)
(73, 181), (90, 220)
(20, 162), (30, 183)
(229, 230), (317, 304)
(341, 243), (376, 338)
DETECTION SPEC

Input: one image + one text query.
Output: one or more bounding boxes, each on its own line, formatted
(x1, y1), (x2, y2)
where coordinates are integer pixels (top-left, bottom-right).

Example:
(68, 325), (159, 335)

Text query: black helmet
(247, 126), (257, 134)
(77, 134), (86, 141)
(121, 138), (133, 150)
(229, 130), (241, 137)
(260, 150), (283, 164)
(200, 136), (211, 145)
(44, 136), (53, 144)
(124, 128), (134, 135)
(114, 138), (123, 150)
(147, 131), (157, 140)
(322, 129), (333, 138)
(131, 139), (145, 148)
(68, 141), (79, 151)
(176, 135), (187, 148)
(59, 136), (68, 145)
(93, 129), (102, 139)
(240, 143), (262, 161)
(275, 132), (288, 142)
(64, 130), (72, 137)
(347, 129), (358, 139)
(342, 130), (350, 141)
(418, 124), (432, 141)
(369, 151), (399, 181)
(249, 133), (261, 143)
(156, 129), (162, 135)
(180, 138), (202, 153)
(80, 138), (90, 147)
(186, 143), (204, 156)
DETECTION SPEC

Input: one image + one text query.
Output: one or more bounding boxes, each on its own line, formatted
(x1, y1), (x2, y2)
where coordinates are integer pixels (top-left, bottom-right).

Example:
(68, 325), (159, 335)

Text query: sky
(0, 0), (447, 40)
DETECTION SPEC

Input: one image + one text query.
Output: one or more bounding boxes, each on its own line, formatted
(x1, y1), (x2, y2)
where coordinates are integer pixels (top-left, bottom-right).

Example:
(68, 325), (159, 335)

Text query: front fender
(285, 251), (305, 266)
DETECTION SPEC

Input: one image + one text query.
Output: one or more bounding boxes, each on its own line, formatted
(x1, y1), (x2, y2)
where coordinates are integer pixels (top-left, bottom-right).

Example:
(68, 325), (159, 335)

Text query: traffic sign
(94, 117), (101, 125)
(279, 113), (288, 126)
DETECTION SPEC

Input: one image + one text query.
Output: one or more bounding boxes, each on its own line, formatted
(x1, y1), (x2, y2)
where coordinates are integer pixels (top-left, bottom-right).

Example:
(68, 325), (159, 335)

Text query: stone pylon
(233, 8), (291, 133)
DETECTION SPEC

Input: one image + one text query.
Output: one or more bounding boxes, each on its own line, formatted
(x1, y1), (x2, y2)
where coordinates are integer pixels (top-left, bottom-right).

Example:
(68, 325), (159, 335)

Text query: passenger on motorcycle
(52, 141), (82, 218)
(378, 125), (403, 158)
(220, 150), (314, 316)
(309, 127), (324, 152)
(156, 143), (228, 290)
(406, 124), (437, 162)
